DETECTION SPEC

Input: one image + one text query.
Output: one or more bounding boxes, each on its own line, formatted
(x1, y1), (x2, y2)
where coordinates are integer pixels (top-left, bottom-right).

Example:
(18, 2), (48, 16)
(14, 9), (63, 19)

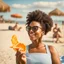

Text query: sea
(18, 20), (63, 25)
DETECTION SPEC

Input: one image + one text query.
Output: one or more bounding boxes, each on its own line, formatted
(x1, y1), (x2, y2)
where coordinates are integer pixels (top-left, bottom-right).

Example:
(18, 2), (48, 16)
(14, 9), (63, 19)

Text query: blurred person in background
(53, 23), (62, 43)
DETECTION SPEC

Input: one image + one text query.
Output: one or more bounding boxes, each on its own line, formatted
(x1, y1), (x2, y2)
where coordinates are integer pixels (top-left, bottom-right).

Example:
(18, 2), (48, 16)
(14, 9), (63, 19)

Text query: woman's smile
(29, 33), (36, 40)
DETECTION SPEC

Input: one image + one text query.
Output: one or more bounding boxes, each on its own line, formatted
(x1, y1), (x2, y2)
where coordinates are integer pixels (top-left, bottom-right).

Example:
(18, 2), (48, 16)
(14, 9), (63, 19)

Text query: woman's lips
(29, 33), (35, 38)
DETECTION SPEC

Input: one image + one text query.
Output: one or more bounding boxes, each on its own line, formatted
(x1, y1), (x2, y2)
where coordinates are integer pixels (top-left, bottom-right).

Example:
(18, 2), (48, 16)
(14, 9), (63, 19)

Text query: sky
(0, 0), (64, 21)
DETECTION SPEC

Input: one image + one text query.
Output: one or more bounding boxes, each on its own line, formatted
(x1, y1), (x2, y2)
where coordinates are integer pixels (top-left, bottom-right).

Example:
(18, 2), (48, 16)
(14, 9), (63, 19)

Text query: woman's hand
(16, 49), (26, 64)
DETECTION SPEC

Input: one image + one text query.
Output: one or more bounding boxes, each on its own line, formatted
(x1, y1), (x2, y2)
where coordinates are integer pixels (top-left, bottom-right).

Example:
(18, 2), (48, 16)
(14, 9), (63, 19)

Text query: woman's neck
(31, 40), (44, 48)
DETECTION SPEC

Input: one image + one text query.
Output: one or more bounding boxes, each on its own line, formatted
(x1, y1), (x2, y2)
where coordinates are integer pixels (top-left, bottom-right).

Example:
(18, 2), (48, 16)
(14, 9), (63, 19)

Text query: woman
(16, 10), (61, 64)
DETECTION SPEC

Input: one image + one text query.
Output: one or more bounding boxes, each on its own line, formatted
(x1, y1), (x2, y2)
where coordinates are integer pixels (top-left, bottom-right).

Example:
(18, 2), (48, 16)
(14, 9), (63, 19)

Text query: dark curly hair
(26, 10), (53, 35)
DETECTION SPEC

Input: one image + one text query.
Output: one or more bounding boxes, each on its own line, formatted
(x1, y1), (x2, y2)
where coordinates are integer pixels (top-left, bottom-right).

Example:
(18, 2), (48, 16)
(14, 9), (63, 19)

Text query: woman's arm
(49, 46), (61, 64)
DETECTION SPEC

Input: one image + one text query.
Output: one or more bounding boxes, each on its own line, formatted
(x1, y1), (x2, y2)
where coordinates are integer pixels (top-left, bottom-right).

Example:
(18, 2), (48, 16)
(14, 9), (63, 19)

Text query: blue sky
(0, 0), (64, 21)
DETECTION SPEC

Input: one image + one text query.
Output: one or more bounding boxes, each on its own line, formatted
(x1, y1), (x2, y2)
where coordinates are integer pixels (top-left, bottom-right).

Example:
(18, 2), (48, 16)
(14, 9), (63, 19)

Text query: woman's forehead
(29, 21), (41, 27)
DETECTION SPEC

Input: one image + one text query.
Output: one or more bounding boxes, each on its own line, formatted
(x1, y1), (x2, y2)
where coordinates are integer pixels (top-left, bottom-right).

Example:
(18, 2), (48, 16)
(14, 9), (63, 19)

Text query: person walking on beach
(16, 10), (61, 64)
(53, 23), (62, 43)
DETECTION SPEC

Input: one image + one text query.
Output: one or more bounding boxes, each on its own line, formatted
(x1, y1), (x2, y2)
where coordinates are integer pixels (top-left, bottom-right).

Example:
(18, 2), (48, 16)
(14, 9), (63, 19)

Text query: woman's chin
(30, 38), (36, 41)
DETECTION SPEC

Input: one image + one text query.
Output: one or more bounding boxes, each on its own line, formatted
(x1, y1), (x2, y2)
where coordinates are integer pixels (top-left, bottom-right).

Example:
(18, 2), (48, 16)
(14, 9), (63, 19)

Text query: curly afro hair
(26, 10), (53, 35)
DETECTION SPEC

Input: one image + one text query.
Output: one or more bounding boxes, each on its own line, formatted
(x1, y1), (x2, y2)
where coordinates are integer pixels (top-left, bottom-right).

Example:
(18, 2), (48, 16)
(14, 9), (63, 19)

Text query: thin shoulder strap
(26, 45), (29, 53)
(45, 45), (50, 54)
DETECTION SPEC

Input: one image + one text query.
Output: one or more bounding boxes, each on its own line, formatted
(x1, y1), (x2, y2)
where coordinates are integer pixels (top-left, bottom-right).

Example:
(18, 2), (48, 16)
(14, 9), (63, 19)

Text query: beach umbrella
(11, 14), (22, 18)
(0, 0), (10, 12)
(48, 8), (64, 24)
(11, 13), (23, 22)
(48, 8), (64, 38)
(48, 8), (64, 16)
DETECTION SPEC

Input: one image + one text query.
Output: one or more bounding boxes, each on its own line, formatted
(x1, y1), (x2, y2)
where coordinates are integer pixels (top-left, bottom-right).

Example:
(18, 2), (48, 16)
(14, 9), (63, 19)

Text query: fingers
(16, 51), (23, 63)
(16, 50), (26, 64)
(22, 54), (26, 58)
(15, 50), (26, 60)
(21, 54), (26, 64)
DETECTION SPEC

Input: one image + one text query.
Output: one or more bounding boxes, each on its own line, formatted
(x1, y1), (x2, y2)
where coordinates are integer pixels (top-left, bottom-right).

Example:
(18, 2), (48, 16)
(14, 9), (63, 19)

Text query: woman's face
(26, 21), (44, 42)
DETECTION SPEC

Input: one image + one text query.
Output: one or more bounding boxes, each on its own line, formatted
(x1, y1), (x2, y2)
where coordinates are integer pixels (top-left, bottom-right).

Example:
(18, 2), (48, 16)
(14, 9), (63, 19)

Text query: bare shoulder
(48, 45), (57, 54)
(48, 45), (61, 64)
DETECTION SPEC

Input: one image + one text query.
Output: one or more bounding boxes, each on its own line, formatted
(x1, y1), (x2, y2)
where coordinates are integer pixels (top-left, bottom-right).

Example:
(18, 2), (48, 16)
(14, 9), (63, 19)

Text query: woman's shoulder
(48, 45), (57, 54)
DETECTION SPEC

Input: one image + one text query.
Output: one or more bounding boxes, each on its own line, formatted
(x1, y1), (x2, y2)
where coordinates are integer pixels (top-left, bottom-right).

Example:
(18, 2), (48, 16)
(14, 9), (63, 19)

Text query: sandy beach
(0, 23), (64, 64)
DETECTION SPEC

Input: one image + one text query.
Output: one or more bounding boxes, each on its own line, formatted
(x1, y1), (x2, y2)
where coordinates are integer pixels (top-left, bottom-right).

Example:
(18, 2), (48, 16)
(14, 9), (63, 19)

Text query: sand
(0, 23), (64, 64)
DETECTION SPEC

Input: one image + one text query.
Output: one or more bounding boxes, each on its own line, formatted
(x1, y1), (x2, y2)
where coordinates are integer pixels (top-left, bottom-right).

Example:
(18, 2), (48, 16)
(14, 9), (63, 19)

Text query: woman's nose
(29, 29), (34, 33)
